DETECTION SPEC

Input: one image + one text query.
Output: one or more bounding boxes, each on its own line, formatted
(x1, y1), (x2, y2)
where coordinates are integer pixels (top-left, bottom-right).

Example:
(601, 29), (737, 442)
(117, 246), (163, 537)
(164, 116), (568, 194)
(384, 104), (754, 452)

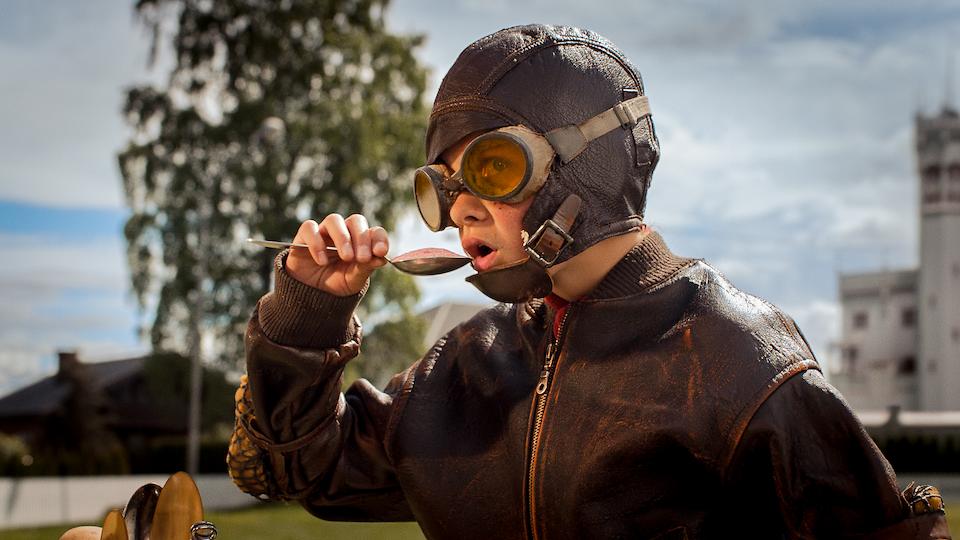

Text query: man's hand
(286, 214), (390, 296)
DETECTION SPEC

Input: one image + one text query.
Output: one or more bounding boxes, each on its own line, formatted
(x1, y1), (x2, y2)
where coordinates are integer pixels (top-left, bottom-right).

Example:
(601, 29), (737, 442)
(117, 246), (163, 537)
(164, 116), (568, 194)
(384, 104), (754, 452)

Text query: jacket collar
(518, 231), (694, 332)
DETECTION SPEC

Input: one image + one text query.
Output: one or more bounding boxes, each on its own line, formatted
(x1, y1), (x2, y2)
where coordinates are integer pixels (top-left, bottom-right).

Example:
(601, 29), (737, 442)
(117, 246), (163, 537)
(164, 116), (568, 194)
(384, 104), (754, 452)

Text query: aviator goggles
(414, 95), (651, 232)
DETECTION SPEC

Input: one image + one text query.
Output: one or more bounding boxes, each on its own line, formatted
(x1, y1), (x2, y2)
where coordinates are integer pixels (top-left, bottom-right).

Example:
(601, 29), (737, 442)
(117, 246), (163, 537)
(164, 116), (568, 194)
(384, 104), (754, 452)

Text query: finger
(321, 213), (353, 262)
(294, 220), (328, 266)
(345, 214), (371, 263)
(369, 226), (390, 258)
(359, 227), (389, 270)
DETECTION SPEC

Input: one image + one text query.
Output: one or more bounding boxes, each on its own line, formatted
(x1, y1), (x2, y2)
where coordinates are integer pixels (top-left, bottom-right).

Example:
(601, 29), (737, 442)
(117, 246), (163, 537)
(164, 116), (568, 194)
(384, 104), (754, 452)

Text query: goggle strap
(545, 95), (651, 164)
(524, 194), (581, 267)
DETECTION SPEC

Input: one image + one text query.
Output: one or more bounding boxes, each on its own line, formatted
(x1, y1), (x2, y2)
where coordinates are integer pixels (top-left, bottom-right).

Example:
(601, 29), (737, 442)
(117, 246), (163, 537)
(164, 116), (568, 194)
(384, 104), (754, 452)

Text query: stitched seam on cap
(429, 96), (526, 123)
(479, 36), (644, 96)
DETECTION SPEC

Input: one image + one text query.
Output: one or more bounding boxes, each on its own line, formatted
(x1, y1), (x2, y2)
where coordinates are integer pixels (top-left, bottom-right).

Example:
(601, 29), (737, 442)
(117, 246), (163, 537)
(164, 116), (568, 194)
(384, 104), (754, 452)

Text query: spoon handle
(247, 238), (309, 250)
(247, 239), (382, 260)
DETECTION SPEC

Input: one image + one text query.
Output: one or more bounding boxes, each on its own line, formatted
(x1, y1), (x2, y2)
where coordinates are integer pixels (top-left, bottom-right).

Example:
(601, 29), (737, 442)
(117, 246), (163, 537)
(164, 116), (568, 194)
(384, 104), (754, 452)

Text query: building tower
(915, 106), (960, 410)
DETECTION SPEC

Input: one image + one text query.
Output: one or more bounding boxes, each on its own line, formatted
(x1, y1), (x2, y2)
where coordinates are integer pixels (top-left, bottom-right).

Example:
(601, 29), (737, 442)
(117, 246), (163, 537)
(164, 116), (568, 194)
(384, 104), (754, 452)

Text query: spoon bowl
(247, 238), (471, 276)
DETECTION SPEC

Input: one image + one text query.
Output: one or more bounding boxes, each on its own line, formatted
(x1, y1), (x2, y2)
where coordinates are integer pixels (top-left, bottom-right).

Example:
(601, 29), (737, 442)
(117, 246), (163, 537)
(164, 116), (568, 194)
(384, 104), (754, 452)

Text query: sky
(1, 0), (959, 396)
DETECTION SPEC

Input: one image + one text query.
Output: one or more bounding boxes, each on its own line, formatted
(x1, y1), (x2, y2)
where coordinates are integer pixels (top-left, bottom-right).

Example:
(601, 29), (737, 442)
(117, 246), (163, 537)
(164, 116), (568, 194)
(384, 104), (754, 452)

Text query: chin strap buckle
(524, 194), (581, 267)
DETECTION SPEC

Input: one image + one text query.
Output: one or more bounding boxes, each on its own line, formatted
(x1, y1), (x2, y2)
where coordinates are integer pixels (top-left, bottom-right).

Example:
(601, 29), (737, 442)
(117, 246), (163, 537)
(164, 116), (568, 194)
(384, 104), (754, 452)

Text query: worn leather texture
(425, 24), (660, 265)
(232, 233), (950, 539)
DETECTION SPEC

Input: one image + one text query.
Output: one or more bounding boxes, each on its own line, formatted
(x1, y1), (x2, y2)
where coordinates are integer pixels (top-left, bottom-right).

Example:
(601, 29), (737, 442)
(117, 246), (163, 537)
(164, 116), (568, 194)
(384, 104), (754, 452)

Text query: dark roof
(0, 357), (145, 418)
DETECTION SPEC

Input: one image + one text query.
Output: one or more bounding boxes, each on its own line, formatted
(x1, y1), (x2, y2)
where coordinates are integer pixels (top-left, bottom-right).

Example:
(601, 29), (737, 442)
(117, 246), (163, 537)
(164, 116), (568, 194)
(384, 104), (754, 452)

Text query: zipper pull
(536, 370), (550, 395)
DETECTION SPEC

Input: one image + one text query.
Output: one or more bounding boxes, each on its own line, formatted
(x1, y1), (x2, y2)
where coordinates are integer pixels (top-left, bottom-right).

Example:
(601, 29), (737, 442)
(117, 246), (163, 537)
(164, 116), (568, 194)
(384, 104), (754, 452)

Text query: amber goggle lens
(415, 168), (443, 231)
(461, 134), (529, 200)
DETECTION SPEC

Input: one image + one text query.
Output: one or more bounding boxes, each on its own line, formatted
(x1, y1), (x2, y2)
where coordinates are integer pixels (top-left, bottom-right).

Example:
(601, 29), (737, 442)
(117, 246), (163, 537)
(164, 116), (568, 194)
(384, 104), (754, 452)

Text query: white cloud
(0, 1), (164, 209)
(0, 233), (130, 292)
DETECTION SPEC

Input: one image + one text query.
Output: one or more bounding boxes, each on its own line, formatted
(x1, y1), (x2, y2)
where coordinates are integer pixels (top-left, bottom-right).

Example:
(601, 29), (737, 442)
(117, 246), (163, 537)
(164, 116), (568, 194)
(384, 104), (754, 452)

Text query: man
(228, 24), (950, 538)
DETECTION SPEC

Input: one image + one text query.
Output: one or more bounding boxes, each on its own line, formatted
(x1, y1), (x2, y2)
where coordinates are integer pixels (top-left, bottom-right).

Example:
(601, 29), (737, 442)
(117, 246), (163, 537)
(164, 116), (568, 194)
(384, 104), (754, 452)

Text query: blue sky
(2, 0), (959, 396)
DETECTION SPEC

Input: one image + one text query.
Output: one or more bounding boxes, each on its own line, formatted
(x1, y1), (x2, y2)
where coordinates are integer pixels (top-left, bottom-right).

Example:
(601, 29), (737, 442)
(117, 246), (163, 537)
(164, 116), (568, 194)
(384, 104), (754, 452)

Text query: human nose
(449, 190), (488, 228)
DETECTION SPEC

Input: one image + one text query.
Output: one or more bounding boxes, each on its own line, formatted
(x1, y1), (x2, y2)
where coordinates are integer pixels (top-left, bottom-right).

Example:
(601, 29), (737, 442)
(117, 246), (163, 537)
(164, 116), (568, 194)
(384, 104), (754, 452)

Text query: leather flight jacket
(228, 232), (951, 539)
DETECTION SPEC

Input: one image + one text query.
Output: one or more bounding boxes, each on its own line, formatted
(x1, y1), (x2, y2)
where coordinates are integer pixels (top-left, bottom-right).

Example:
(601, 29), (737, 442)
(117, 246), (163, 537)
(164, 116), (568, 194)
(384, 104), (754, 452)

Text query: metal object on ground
(190, 520), (219, 540)
(123, 483), (161, 540)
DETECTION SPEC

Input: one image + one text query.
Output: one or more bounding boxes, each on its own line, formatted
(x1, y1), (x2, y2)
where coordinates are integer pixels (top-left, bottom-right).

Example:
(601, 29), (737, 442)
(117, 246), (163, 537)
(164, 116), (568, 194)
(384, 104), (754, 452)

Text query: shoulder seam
(720, 357), (820, 473)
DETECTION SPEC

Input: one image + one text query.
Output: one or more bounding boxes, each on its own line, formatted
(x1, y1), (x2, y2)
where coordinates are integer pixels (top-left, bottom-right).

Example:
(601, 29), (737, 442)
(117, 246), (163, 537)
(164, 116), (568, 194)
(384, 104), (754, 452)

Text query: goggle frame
(414, 126), (553, 231)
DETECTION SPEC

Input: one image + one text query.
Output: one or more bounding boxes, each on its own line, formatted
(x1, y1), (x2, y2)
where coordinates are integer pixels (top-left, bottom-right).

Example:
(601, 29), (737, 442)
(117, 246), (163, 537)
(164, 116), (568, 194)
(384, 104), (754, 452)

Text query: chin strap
(524, 194), (581, 267)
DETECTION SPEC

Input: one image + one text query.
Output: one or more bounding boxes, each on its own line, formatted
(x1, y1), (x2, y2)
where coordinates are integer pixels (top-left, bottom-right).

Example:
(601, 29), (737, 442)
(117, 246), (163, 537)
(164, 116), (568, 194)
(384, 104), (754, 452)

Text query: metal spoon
(122, 483), (161, 540)
(247, 238), (471, 275)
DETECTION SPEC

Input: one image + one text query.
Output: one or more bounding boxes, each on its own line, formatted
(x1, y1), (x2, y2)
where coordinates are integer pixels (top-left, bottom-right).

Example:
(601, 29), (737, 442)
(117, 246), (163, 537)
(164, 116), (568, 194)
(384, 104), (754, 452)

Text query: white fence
(0, 474), (257, 530)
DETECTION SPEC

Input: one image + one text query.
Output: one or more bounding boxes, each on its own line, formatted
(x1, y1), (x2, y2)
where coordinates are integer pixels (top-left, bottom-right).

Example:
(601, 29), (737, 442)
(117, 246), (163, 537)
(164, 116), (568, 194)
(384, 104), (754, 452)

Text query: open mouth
(464, 239), (499, 271)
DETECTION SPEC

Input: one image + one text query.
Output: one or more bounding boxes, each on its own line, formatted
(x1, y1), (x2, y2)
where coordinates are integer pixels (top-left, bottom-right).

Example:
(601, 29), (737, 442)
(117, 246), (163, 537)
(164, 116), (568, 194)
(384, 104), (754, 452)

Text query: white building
(833, 107), (960, 410)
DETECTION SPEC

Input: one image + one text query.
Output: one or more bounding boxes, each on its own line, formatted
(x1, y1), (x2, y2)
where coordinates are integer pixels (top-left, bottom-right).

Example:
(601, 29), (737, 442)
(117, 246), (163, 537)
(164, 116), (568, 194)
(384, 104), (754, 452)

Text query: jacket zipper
(525, 308), (572, 540)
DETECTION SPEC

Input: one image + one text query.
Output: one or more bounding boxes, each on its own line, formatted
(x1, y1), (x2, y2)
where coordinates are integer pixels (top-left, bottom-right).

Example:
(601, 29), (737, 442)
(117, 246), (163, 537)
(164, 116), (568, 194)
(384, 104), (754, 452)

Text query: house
(0, 350), (235, 474)
(0, 351), (187, 450)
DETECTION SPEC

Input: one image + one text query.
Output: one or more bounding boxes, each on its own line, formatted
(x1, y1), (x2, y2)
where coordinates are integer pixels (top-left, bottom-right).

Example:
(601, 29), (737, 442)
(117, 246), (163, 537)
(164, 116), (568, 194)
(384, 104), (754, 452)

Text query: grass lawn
(5, 501), (960, 538)
(2, 502), (426, 540)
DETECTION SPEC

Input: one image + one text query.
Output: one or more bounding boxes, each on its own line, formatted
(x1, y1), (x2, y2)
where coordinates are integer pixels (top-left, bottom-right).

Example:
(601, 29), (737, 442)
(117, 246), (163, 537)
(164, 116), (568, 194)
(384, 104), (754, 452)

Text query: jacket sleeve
(724, 369), (950, 539)
(227, 251), (415, 521)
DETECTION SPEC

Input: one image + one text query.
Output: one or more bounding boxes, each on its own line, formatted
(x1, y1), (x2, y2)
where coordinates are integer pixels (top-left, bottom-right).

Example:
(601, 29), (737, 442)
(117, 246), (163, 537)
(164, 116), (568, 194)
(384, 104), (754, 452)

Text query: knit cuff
(257, 250), (367, 349)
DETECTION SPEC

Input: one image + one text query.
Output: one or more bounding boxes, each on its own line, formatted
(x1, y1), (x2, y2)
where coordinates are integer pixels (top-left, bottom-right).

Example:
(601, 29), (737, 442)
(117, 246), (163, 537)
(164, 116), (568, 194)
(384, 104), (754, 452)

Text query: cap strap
(545, 95), (651, 164)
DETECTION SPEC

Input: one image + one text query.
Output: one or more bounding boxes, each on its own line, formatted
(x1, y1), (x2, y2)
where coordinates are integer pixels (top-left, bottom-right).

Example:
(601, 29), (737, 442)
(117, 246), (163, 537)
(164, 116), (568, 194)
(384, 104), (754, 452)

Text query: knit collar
(586, 231), (695, 300)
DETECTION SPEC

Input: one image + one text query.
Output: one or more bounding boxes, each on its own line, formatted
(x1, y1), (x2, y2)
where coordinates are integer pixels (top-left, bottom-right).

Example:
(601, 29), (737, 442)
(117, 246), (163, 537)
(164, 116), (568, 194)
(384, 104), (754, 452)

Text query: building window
(950, 163), (960, 180)
(852, 311), (868, 329)
(924, 191), (943, 204)
(953, 327), (960, 343)
(951, 166), (960, 201)
(901, 307), (916, 327)
(843, 346), (859, 374)
(954, 262), (960, 279)
(897, 356), (917, 375)
(923, 165), (943, 204)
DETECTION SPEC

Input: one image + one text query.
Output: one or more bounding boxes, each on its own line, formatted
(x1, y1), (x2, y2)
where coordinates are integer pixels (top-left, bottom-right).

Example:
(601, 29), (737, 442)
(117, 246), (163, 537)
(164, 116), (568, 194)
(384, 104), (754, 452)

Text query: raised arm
(227, 214), (415, 520)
